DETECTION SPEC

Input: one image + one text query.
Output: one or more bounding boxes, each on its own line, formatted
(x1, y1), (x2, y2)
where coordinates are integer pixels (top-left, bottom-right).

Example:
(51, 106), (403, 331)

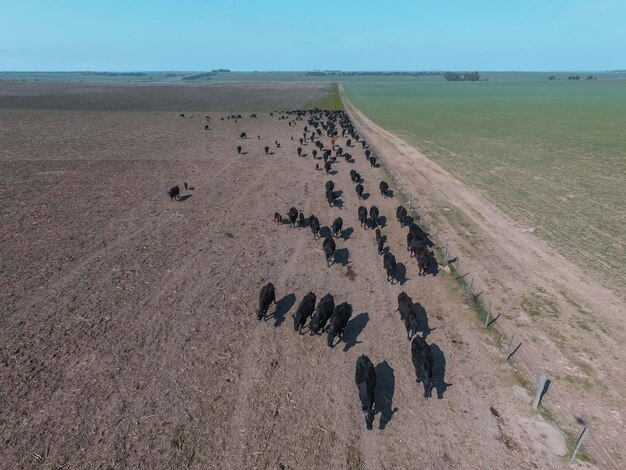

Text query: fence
(348, 119), (593, 464)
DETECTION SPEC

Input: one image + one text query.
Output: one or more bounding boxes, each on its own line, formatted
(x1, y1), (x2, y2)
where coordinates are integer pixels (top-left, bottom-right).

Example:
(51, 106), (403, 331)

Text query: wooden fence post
(570, 427), (589, 462)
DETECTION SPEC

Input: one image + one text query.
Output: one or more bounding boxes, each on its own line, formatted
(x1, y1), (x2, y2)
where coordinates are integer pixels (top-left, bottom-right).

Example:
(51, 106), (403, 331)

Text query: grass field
(343, 79), (626, 291)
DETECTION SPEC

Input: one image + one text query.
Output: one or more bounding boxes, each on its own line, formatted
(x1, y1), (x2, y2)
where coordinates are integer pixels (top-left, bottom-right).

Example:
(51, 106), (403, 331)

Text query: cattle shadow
(375, 361), (398, 430)
(333, 198), (344, 208)
(425, 254), (440, 277)
(395, 262), (408, 285)
(334, 247), (350, 266)
(272, 293), (296, 327)
(414, 302), (433, 338)
(402, 215), (415, 226)
(342, 227), (354, 241)
(361, 192), (370, 201)
(342, 312), (368, 352)
(328, 170), (338, 176)
(319, 226), (332, 239)
(333, 190), (343, 198)
(179, 195), (192, 202)
(385, 189), (394, 198)
(430, 343), (451, 399)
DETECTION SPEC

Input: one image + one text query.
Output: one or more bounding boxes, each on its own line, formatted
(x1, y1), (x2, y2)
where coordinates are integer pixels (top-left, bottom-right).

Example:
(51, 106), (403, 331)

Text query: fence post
(444, 244), (448, 262)
(532, 371), (547, 409)
(484, 307), (490, 327)
(570, 427), (589, 462)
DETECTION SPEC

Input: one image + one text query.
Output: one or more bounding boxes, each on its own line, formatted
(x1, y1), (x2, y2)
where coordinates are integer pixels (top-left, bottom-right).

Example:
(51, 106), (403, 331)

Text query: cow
(310, 215), (320, 239)
(293, 291), (316, 333)
(358, 206), (368, 228)
(369, 156), (377, 167)
(355, 184), (364, 199)
(396, 206), (407, 226)
(264, 146), (270, 155)
(377, 237), (385, 255)
(326, 188), (335, 207)
(365, 149), (371, 159)
(350, 169), (358, 183)
(332, 217), (343, 238)
(355, 355), (376, 430)
(411, 335), (434, 398)
(375, 228), (382, 243)
(288, 207), (299, 228)
(327, 302), (352, 348)
(379, 181), (389, 198)
(204, 124), (209, 130)
(168, 185), (181, 201)
(297, 146), (302, 156)
(256, 283), (276, 320)
(273, 212), (283, 224)
(346, 138), (352, 147)
(310, 293), (334, 335)
(397, 292), (418, 340)
(324, 161), (332, 174)
(325, 180), (334, 192)
(383, 252), (396, 283)
(240, 132), (247, 139)
(237, 145), (242, 154)
(323, 236), (336, 267)
(369, 206), (379, 228)
(416, 246), (431, 276)
(361, 140), (367, 148)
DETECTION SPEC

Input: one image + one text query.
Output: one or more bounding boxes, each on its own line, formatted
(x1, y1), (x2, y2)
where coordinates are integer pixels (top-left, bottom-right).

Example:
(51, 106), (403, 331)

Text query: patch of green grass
(563, 428), (594, 463)
(305, 83), (343, 111)
(576, 318), (592, 331)
(521, 292), (560, 318)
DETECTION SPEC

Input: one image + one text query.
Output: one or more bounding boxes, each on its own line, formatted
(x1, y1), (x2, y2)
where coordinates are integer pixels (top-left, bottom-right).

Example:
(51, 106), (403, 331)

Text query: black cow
(273, 212), (282, 224)
(264, 146), (270, 155)
(240, 132), (247, 139)
(325, 180), (334, 192)
(256, 283), (276, 320)
(361, 140), (367, 148)
(396, 206), (407, 226)
(416, 246), (431, 276)
(369, 156), (376, 167)
(350, 169), (358, 182)
(297, 146), (302, 156)
(322, 236), (336, 267)
(293, 292), (316, 334)
(237, 145), (242, 154)
(375, 228), (382, 243)
(332, 217), (343, 238)
(397, 292), (418, 340)
(358, 206), (368, 227)
(310, 293), (334, 335)
(168, 185), (181, 201)
(411, 335), (434, 398)
(377, 237), (385, 255)
(327, 302), (352, 348)
(326, 188), (335, 207)
(355, 355), (376, 430)
(355, 184), (364, 199)
(383, 252), (396, 283)
(309, 215), (320, 239)
(312, 149), (318, 158)
(379, 181), (389, 197)
(288, 207), (299, 228)
(365, 149), (371, 159)
(346, 138), (352, 147)
(324, 161), (332, 174)
(369, 206), (379, 228)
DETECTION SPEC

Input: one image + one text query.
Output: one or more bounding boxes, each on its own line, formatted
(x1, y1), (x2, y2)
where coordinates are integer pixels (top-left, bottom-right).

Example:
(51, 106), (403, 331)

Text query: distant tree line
(81, 72), (147, 76)
(212, 69), (231, 73)
(181, 72), (216, 81)
(443, 71), (480, 81)
(549, 74), (596, 80)
(305, 71), (442, 77)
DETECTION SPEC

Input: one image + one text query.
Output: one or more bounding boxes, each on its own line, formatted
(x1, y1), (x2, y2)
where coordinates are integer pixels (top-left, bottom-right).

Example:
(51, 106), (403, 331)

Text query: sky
(1, 0), (625, 71)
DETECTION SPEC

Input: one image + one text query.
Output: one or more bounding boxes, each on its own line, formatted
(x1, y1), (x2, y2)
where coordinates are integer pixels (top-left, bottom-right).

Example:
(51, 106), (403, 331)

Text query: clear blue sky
(1, 0), (624, 71)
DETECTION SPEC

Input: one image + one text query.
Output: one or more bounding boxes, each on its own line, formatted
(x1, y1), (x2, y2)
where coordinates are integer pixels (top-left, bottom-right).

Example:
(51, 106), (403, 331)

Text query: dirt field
(1, 83), (569, 469)
(341, 87), (624, 469)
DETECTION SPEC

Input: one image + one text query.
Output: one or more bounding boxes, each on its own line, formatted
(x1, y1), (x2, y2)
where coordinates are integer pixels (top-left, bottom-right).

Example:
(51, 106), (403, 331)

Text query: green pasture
(342, 79), (626, 287)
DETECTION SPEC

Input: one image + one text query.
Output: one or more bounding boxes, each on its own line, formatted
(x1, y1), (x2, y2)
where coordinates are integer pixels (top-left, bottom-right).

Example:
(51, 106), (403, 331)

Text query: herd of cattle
(171, 108), (438, 430)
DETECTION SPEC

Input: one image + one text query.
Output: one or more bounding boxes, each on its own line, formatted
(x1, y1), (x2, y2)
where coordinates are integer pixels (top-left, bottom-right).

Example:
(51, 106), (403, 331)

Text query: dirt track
(1, 83), (567, 469)
(341, 86), (625, 468)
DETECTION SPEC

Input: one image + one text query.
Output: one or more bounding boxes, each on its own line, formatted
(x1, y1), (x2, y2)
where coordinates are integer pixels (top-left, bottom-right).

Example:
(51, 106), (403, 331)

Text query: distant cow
(327, 302), (352, 348)
(396, 206), (407, 226)
(322, 236), (336, 267)
(379, 181), (389, 197)
(365, 149), (371, 159)
(375, 228), (382, 243)
(264, 146), (270, 155)
(355, 184), (364, 199)
(369, 206), (379, 228)
(332, 217), (343, 238)
(326, 188), (335, 207)
(240, 132), (247, 139)
(325, 180), (334, 192)
(383, 252), (396, 283)
(237, 145), (242, 154)
(273, 212), (283, 224)
(168, 185), (181, 201)
(369, 156), (377, 167)
(324, 161), (332, 174)
(293, 291), (316, 333)
(310, 293), (334, 335)
(297, 146), (302, 156)
(346, 138), (352, 147)
(355, 355), (376, 430)
(377, 237), (385, 255)
(309, 215), (320, 239)
(312, 149), (318, 158)
(397, 292), (418, 340)
(257, 283), (276, 321)
(288, 207), (299, 228)
(416, 246), (431, 276)
(350, 169), (358, 183)
(411, 335), (434, 398)
(358, 206), (368, 228)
